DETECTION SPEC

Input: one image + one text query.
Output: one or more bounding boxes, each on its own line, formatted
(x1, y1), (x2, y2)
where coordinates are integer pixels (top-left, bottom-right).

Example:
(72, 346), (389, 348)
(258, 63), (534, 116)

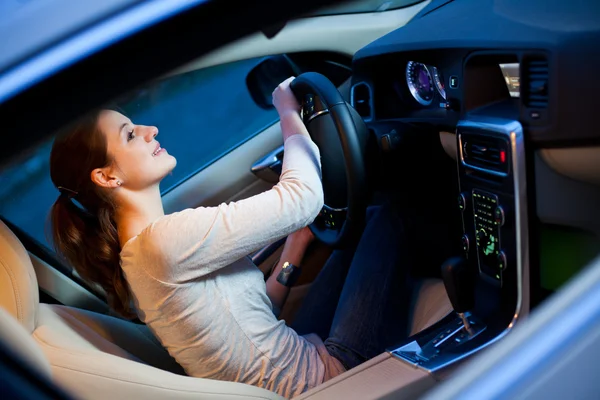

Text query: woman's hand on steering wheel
(272, 76), (300, 116)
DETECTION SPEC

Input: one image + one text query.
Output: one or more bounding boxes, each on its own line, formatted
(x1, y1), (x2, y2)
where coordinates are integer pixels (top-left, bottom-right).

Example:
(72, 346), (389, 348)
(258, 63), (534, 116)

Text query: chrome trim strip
(390, 117), (529, 373)
(307, 109), (330, 123)
(0, 0), (206, 103)
(434, 324), (464, 348)
(250, 145), (283, 173)
(350, 81), (373, 121)
(322, 203), (348, 213)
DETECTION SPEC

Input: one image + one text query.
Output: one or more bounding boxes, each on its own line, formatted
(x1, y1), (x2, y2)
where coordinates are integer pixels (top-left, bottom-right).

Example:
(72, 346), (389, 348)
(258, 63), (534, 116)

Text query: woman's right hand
(287, 226), (315, 248)
(272, 77), (300, 117)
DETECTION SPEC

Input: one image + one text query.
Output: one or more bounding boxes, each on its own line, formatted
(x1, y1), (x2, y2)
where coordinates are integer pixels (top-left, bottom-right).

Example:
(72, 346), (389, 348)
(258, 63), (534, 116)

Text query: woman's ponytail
(49, 110), (134, 319)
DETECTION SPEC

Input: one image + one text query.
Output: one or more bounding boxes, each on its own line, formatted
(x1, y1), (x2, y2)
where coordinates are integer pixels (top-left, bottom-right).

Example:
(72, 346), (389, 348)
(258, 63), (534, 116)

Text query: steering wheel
(290, 72), (370, 248)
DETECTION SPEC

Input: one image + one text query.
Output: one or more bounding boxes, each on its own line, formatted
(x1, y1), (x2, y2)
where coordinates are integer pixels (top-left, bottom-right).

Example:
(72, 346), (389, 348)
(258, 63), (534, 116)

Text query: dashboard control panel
(472, 190), (504, 284)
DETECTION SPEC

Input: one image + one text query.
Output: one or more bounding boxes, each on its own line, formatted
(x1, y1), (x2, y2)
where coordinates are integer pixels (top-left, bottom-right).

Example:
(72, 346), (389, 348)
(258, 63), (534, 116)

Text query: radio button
(461, 234), (470, 254)
(458, 193), (467, 211)
(494, 206), (505, 226)
(498, 251), (507, 271)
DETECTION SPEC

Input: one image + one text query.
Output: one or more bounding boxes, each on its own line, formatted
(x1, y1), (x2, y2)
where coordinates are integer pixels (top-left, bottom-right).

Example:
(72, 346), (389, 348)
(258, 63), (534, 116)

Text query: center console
(390, 117), (530, 375)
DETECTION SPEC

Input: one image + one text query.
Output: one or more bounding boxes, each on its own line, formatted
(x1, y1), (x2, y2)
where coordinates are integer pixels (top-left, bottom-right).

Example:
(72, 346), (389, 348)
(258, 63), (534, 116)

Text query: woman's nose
(143, 125), (158, 141)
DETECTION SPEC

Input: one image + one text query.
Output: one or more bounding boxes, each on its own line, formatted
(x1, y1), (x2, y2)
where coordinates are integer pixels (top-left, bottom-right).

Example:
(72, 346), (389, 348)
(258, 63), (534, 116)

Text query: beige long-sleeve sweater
(120, 134), (345, 398)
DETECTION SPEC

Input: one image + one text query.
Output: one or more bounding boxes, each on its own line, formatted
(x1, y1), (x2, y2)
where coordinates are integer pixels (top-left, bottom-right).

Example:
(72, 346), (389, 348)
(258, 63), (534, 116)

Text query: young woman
(49, 77), (412, 398)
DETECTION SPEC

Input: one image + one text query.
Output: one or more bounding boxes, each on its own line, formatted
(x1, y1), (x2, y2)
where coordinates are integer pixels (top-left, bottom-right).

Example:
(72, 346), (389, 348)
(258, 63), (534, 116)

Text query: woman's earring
(117, 180), (122, 186)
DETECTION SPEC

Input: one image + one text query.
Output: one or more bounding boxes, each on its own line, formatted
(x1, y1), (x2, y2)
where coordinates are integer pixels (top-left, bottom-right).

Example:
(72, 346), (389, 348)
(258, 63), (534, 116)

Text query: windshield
(310, 0), (425, 16)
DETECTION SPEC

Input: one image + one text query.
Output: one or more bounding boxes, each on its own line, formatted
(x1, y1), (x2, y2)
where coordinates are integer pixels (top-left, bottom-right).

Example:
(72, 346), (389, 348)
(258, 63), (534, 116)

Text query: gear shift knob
(441, 256), (475, 314)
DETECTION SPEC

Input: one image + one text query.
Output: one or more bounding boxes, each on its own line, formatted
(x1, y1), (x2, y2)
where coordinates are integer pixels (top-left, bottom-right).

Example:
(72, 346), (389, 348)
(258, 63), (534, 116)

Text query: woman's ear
(91, 167), (121, 189)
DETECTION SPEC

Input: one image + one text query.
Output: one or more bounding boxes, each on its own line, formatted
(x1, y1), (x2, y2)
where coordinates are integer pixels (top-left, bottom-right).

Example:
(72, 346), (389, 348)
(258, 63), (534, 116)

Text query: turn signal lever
(441, 257), (476, 333)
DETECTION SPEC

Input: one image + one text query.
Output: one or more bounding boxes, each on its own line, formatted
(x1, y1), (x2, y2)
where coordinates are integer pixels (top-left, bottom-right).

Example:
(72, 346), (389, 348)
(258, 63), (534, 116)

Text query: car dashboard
(340, 0), (600, 379)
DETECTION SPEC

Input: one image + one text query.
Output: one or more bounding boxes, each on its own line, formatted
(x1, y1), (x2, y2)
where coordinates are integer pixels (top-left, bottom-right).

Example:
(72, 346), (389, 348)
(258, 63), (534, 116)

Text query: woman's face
(97, 110), (177, 190)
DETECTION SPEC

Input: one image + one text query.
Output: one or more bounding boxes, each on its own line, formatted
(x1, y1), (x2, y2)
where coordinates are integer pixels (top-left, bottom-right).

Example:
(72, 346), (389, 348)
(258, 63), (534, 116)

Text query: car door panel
(162, 121), (281, 212)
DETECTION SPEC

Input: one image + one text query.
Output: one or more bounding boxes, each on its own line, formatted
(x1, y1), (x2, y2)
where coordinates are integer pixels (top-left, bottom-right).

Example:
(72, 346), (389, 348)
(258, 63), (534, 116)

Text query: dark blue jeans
(291, 204), (413, 370)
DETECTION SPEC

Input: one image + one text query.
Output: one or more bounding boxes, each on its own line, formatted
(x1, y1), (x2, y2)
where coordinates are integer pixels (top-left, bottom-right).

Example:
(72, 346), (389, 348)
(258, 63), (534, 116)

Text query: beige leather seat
(0, 220), (284, 400)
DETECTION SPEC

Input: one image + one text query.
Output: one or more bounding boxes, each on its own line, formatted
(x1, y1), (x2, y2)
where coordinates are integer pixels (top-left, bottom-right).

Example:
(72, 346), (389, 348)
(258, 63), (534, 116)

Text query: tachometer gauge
(432, 66), (446, 100)
(406, 61), (434, 106)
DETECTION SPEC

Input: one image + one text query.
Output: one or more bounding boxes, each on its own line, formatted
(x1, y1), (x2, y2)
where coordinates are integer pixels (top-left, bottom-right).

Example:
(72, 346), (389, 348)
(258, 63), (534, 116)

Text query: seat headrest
(0, 220), (39, 333)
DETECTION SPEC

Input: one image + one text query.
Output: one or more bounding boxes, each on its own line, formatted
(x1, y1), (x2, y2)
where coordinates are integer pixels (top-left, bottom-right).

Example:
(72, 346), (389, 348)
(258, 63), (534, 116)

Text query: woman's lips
(152, 143), (164, 156)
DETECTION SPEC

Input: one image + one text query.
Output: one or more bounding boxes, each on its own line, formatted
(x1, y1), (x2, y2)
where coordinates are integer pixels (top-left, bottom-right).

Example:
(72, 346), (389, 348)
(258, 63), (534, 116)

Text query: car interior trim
(350, 81), (374, 121)
(540, 146), (600, 187)
(29, 254), (109, 315)
(166, 2), (431, 76)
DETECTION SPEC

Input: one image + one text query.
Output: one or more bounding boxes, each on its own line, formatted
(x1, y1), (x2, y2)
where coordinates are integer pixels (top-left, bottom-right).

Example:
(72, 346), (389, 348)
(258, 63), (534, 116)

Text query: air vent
(351, 82), (372, 120)
(460, 133), (510, 175)
(523, 58), (549, 108)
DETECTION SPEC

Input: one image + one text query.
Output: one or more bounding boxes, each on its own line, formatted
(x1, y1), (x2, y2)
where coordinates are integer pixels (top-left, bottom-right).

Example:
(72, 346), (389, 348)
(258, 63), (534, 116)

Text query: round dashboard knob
(461, 234), (470, 253)
(458, 193), (467, 212)
(476, 229), (487, 241)
(494, 206), (505, 226)
(498, 251), (507, 271)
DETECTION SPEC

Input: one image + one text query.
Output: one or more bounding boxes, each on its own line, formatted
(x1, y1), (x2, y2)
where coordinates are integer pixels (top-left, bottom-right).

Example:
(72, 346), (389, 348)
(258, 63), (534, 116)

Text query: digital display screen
(499, 63), (520, 98)
(473, 190), (502, 281)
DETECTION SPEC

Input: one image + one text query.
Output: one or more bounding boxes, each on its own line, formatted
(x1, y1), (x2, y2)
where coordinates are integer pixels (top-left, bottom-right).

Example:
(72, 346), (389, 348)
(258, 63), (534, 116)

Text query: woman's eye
(127, 130), (135, 141)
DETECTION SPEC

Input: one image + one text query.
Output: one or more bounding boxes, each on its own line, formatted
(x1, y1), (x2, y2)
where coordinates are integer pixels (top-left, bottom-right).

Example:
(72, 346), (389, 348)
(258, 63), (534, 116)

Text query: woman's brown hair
(49, 110), (133, 318)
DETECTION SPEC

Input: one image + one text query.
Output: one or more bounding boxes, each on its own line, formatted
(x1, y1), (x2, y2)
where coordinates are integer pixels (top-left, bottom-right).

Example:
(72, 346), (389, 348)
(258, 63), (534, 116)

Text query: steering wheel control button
(498, 251), (507, 271)
(320, 206), (346, 230)
(494, 206), (505, 226)
(301, 94), (315, 123)
(461, 235), (470, 254)
(325, 212), (335, 228)
(449, 76), (459, 89)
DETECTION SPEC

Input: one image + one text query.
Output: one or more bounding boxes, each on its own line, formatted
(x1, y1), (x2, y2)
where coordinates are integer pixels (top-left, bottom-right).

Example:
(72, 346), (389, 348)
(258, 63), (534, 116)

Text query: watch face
(277, 262), (301, 287)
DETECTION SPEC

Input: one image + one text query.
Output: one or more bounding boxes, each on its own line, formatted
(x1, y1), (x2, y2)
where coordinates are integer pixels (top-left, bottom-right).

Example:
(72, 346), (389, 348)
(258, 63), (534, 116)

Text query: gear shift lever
(392, 257), (484, 365)
(441, 257), (476, 333)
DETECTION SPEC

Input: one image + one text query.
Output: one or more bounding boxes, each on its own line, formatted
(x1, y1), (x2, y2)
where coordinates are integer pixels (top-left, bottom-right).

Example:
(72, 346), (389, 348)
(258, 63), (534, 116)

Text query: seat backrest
(0, 306), (50, 377)
(0, 219), (39, 333)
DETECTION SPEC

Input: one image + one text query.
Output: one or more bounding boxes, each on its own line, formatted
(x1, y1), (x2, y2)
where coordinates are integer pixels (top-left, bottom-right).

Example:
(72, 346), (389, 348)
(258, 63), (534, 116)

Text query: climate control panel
(472, 190), (505, 284)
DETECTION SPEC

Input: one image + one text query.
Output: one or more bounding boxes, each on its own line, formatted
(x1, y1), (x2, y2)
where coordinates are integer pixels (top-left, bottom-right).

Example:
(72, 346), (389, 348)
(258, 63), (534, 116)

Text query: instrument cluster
(405, 61), (446, 107)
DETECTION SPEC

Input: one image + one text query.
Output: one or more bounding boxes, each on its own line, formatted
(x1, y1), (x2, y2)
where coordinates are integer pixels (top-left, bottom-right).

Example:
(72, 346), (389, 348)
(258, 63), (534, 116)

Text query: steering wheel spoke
(316, 204), (347, 230)
(291, 72), (370, 248)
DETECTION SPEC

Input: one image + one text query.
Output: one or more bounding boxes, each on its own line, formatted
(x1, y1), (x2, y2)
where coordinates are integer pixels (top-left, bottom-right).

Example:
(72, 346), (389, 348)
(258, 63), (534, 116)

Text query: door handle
(251, 145), (284, 184)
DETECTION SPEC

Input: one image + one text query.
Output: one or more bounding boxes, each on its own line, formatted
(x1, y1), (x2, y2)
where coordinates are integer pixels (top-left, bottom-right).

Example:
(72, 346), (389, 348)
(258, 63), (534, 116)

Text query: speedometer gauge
(406, 61), (434, 106)
(432, 66), (446, 100)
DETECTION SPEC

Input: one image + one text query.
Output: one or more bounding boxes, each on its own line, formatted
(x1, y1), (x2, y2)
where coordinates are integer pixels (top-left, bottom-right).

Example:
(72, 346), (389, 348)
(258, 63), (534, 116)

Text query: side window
(116, 58), (279, 192)
(0, 58), (276, 248)
(117, 52), (351, 192)
(0, 52), (351, 249)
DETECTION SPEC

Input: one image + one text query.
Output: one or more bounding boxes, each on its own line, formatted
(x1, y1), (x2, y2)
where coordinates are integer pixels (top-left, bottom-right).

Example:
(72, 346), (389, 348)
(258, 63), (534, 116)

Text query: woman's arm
(274, 77), (310, 143)
(137, 78), (325, 284)
(266, 227), (314, 315)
